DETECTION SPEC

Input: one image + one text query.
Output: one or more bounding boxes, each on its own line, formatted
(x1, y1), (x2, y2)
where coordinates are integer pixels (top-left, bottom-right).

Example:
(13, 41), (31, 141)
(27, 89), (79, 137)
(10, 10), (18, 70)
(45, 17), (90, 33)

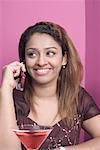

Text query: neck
(32, 81), (57, 100)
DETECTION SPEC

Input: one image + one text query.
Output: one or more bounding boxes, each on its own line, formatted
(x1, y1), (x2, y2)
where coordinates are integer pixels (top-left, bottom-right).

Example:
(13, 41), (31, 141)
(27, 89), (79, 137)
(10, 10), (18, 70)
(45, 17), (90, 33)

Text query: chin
(33, 77), (57, 85)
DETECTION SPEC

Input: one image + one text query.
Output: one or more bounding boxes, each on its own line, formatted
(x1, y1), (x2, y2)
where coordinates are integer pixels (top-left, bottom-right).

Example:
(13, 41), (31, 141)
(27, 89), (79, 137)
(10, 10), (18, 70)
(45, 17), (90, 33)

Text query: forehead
(25, 33), (61, 49)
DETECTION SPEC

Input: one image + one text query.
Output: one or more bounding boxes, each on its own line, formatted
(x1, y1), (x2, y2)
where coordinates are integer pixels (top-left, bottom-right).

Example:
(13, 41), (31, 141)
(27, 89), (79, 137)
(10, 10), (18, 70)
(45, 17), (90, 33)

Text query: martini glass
(13, 124), (52, 150)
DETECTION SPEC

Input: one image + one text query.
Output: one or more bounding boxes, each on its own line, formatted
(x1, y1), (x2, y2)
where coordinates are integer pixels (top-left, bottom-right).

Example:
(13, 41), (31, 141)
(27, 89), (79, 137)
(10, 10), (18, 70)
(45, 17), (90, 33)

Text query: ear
(62, 52), (67, 66)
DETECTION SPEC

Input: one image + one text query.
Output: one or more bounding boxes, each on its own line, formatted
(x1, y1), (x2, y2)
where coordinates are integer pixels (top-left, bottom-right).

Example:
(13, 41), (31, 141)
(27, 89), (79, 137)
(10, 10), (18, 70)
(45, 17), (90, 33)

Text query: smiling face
(25, 33), (67, 85)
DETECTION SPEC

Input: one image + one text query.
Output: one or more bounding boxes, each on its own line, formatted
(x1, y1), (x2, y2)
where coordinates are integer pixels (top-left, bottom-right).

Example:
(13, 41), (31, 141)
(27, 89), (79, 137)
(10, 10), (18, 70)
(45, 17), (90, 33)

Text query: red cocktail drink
(13, 124), (52, 150)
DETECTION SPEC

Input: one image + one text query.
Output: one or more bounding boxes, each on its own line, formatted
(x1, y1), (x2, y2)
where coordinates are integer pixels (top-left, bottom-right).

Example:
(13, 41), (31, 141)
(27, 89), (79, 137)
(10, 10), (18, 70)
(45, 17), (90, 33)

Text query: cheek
(51, 56), (63, 67)
(25, 58), (35, 68)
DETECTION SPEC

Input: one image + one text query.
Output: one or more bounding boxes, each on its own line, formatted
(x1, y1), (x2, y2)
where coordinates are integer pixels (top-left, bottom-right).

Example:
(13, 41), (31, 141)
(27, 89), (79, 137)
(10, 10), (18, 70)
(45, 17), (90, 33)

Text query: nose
(37, 54), (47, 66)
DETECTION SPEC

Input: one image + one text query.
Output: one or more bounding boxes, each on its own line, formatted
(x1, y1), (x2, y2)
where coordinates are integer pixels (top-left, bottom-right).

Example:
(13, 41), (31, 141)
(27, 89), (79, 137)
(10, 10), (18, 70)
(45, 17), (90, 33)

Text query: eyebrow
(25, 48), (36, 51)
(26, 47), (57, 51)
(45, 47), (57, 50)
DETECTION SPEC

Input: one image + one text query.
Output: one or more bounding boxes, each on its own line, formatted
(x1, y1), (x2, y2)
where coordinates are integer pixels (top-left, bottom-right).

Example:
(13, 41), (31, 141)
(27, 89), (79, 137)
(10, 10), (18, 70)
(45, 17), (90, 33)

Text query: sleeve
(13, 89), (30, 119)
(78, 87), (100, 121)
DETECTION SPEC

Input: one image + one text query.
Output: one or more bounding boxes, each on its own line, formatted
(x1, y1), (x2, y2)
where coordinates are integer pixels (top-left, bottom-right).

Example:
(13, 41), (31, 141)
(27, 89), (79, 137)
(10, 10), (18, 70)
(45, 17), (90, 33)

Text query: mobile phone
(16, 71), (26, 91)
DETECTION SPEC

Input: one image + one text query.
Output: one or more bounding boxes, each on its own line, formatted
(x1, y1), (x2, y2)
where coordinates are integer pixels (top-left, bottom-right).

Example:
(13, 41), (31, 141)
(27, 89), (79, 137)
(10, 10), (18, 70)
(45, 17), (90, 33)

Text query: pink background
(85, 0), (100, 140)
(0, 0), (100, 141)
(85, 0), (100, 107)
(0, 0), (85, 84)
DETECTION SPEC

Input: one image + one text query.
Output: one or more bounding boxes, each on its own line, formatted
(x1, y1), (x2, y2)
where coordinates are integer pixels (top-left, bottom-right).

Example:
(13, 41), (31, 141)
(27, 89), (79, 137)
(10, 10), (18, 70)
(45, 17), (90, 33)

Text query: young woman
(0, 21), (100, 150)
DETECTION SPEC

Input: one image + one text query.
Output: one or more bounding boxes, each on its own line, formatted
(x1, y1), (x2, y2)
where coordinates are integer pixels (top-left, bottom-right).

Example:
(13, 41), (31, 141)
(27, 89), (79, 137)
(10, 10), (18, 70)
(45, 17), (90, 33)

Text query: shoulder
(78, 86), (100, 120)
(78, 86), (91, 98)
(13, 89), (30, 118)
(78, 86), (93, 109)
(78, 86), (96, 105)
(13, 88), (24, 100)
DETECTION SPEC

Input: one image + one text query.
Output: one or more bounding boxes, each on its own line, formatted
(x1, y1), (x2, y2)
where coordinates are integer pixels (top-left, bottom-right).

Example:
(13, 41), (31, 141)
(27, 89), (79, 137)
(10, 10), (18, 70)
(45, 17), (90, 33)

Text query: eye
(26, 51), (38, 58)
(46, 51), (56, 57)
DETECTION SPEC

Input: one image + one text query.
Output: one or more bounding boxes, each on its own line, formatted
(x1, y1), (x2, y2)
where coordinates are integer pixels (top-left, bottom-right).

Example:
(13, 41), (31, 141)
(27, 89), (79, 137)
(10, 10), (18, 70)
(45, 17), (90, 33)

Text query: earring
(62, 65), (66, 69)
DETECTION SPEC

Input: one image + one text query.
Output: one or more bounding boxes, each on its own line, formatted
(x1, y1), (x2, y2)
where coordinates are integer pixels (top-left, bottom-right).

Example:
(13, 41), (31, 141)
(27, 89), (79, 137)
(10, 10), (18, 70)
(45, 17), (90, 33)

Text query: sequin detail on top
(40, 114), (82, 150)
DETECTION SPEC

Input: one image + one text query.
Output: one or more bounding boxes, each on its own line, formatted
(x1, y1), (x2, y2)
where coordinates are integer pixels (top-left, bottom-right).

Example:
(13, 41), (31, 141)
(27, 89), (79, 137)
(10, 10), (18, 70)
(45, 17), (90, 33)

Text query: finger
(13, 67), (21, 77)
(7, 65), (21, 77)
(9, 61), (22, 67)
(20, 62), (26, 72)
(2, 61), (26, 79)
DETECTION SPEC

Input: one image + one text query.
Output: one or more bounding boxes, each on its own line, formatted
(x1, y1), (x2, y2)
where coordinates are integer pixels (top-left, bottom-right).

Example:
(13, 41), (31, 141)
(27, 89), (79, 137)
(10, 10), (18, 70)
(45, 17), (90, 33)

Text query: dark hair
(19, 22), (68, 62)
(18, 21), (83, 126)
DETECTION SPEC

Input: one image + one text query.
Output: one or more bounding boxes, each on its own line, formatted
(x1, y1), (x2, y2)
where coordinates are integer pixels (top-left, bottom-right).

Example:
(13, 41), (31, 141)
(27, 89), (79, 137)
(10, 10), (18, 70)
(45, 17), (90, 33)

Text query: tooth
(37, 69), (49, 73)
